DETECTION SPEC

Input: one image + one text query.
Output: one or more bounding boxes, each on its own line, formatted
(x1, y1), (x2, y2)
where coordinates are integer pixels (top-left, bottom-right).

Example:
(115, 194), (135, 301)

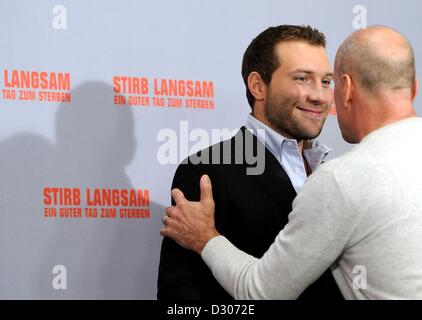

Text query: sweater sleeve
(201, 168), (356, 299)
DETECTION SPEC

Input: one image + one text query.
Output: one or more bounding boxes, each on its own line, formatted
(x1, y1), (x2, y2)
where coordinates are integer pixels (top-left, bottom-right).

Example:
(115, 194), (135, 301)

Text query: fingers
(171, 188), (186, 205)
(160, 210), (175, 236)
(162, 205), (178, 226)
(159, 213), (179, 238)
(160, 226), (171, 238)
(165, 205), (176, 217)
(199, 174), (214, 204)
(171, 175), (213, 206)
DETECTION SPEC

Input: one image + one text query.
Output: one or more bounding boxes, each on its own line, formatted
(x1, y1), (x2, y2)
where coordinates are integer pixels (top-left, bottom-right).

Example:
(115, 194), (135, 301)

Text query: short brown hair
(242, 25), (326, 108)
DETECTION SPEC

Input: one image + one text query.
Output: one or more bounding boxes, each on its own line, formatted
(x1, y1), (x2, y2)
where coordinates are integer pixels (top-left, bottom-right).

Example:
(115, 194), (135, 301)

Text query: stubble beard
(264, 94), (326, 141)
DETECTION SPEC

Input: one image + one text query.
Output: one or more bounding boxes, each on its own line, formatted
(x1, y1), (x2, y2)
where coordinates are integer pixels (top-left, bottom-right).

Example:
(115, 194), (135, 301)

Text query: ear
(329, 88), (337, 115)
(247, 72), (266, 102)
(411, 78), (418, 102)
(341, 73), (353, 110)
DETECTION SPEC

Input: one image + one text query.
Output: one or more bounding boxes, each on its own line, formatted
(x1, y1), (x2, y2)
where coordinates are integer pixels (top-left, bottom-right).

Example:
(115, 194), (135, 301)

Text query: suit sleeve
(157, 159), (232, 300)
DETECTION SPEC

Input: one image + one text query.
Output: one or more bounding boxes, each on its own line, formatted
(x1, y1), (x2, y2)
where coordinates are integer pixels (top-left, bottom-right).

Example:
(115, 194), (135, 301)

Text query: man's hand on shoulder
(160, 175), (220, 254)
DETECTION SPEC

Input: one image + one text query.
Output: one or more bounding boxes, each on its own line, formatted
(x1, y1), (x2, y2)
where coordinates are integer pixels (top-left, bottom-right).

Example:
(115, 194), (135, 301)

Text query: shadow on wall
(0, 81), (164, 299)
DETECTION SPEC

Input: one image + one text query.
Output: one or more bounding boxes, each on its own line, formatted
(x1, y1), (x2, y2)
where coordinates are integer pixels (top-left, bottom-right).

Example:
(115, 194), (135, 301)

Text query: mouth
(296, 107), (324, 119)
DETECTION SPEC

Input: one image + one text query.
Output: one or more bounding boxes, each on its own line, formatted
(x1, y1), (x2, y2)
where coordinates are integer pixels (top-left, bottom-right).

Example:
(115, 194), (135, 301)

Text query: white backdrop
(0, 0), (420, 299)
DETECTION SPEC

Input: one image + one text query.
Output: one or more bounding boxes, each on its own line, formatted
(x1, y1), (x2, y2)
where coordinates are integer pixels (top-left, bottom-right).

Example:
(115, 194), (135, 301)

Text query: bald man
(160, 25), (422, 300)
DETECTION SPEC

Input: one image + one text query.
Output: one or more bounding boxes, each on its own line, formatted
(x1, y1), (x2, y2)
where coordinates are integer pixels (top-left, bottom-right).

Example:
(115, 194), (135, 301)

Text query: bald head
(335, 26), (416, 94)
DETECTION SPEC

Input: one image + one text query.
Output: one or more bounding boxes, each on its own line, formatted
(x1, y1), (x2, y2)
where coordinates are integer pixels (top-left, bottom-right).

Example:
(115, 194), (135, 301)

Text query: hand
(160, 174), (220, 254)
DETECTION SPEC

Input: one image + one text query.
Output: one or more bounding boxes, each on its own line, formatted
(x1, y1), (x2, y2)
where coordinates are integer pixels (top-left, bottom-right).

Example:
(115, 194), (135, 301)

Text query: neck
(251, 111), (305, 153)
(356, 94), (416, 142)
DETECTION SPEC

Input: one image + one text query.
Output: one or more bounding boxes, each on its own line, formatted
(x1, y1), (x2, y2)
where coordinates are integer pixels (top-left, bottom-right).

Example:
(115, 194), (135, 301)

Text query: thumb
(200, 174), (214, 204)
(171, 188), (186, 205)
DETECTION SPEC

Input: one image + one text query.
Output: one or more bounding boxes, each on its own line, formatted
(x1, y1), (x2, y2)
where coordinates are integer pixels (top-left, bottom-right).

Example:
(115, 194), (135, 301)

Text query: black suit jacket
(158, 127), (343, 300)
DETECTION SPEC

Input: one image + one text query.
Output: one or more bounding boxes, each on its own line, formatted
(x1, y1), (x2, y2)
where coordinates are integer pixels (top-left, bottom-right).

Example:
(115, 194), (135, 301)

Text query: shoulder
(176, 127), (247, 167)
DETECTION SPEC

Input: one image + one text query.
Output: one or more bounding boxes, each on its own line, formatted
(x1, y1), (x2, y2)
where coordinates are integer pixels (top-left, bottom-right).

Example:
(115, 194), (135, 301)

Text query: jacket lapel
(239, 127), (297, 210)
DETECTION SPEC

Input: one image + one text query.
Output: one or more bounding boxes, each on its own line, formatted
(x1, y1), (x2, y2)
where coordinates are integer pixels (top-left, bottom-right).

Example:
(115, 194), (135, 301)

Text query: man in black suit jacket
(158, 25), (343, 300)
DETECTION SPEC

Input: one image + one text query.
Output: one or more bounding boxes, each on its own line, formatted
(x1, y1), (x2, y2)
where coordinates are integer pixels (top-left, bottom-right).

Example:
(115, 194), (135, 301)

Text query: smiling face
(263, 41), (333, 140)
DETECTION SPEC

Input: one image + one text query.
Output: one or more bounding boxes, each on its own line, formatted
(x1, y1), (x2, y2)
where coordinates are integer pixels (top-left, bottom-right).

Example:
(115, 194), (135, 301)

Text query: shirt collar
(245, 113), (283, 160)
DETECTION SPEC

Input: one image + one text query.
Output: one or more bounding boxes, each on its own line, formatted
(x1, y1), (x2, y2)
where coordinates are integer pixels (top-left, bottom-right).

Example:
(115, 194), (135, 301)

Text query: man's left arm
(162, 169), (359, 299)
(202, 168), (359, 299)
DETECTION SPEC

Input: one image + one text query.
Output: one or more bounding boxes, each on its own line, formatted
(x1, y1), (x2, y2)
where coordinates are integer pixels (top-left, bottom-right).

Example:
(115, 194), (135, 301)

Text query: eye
(295, 76), (308, 83)
(322, 79), (332, 87)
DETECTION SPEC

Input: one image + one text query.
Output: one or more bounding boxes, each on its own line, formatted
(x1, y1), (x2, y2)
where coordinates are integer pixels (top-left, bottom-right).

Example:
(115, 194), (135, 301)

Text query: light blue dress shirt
(245, 114), (331, 193)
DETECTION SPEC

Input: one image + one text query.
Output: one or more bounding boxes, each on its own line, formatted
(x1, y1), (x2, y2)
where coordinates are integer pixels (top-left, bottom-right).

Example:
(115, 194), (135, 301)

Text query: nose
(307, 83), (330, 107)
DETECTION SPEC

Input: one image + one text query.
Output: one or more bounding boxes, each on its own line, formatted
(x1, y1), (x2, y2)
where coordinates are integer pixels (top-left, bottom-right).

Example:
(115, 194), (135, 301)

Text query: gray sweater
(202, 117), (422, 299)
